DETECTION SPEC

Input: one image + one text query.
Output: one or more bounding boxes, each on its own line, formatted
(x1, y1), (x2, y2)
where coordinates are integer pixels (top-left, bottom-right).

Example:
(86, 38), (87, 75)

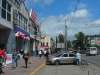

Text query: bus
(86, 47), (97, 56)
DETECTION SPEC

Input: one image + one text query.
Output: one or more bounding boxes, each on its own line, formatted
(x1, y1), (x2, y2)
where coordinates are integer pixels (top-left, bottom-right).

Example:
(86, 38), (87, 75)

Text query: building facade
(0, 0), (40, 54)
(39, 35), (55, 54)
(0, 0), (15, 52)
(87, 35), (100, 46)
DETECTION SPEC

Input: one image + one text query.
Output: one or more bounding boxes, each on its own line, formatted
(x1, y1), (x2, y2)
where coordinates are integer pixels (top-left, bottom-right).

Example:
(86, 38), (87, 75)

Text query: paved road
(82, 54), (100, 67)
(36, 65), (88, 75)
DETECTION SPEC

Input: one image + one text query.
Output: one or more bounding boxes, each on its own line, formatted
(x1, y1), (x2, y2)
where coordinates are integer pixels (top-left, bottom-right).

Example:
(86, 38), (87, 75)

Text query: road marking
(29, 62), (46, 75)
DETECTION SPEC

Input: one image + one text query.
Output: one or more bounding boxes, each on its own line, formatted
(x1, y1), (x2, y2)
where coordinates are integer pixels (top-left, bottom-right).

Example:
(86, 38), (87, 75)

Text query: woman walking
(23, 52), (29, 68)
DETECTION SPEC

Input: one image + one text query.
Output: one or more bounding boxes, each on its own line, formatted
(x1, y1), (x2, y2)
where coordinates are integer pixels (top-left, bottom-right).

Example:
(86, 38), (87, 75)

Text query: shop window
(1, 8), (6, 19)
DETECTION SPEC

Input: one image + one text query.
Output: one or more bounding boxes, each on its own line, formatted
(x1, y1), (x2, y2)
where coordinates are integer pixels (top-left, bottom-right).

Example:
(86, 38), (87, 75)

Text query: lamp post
(65, 19), (67, 51)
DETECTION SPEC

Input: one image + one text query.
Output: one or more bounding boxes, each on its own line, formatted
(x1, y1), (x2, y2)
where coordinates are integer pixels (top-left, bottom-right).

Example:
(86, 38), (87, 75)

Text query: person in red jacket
(0, 48), (6, 73)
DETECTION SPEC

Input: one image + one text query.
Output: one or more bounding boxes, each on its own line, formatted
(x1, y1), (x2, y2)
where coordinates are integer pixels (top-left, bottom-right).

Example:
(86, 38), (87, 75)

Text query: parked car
(47, 53), (76, 65)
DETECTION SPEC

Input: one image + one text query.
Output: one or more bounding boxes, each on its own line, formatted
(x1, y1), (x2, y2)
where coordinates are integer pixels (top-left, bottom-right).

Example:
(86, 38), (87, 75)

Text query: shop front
(14, 26), (30, 53)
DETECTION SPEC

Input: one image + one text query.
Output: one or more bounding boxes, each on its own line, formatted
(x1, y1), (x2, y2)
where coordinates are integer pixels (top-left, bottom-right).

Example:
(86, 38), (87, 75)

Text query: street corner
(29, 62), (46, 75)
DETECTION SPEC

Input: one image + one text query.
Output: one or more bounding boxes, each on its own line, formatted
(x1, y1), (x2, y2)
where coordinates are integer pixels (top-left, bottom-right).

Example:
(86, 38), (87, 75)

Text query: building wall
(0, 0), (39, 53)
(0, 0), (16, 52)
(40, 35), (52, 53)
(0, 0), (13, 29)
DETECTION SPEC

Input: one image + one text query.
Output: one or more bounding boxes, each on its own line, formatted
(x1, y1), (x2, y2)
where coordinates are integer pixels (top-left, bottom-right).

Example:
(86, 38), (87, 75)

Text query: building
(39, 34), (55, 54)
(0, 0), (40, 54)
(87, 35), (100, 46)
(29, 9), (41, 55)
(0, 0), (15, 52)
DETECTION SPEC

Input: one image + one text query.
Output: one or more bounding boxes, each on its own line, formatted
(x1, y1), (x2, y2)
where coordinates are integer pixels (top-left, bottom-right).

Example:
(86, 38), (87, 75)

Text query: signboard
(91, 40), (95, 45)
(6, 54), (12, 64)
(96, 38), (100, 46)
(57, 43), (64, 48)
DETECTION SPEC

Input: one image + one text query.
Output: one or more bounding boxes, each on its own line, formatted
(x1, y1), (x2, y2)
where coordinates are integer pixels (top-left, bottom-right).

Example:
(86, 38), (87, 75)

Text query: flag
(30, 9), (37, 22)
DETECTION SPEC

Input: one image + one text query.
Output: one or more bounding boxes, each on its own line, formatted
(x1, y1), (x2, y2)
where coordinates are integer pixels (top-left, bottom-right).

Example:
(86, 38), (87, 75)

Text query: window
(69, 54), (75, 57)
(7, 12), (11, 21)
(1, 8), (6, 19)
(0, 7), (1, 17)
(2, 0), (6, 9)
(1, 0), (11, 21)
(0, 0), (2, 6)
(43, 42), (45, 46)
(46, 42), (48, 46)
(7, 3), (11, 12)
(41, 42), (42, 46)
(62, 54), (68, 57)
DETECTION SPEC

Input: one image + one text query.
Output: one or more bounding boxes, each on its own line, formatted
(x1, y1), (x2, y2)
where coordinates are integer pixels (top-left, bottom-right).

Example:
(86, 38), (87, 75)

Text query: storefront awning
(14, 26), (30, 36)
(14, 26), (30, 40)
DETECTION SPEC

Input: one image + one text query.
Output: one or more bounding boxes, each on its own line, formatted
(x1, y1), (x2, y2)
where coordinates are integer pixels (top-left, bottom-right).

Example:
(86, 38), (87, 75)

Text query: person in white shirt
(76, 51), (81, 65)
(38, 50), (42, 58)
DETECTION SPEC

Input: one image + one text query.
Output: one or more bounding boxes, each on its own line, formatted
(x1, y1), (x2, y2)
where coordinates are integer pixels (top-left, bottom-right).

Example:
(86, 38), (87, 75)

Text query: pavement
(36, 64), (100, 75)
(1, 56), (46, 75)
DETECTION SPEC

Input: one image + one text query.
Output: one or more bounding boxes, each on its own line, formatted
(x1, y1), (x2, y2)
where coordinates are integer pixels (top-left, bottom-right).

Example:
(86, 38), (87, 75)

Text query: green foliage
(72, 32), (89, 50)
(67, 40), (72, 48)
(58, 34), (64, 43)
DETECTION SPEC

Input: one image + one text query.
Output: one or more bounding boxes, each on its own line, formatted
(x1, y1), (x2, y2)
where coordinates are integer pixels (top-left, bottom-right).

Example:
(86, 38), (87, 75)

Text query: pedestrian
(0, 46), (6, 73)
(38, 50), (42, 59)
(43, 50), (47, 57)
(76, 51), (81, 65)
(23, 51), (29, 68)
(12, 49), (19, 68)
(44, 50), (49, 63)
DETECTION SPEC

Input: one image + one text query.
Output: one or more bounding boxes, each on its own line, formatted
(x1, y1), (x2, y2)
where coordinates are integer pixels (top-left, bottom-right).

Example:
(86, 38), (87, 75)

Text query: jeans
(76, 59), (80, 65)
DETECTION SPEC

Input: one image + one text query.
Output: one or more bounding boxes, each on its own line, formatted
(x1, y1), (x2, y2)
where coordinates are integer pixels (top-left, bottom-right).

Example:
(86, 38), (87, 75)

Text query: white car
(48, 53), (76, 65)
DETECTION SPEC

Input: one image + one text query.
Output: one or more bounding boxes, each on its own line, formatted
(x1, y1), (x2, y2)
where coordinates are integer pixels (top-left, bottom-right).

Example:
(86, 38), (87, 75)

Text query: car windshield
(55, 54), (62, 57)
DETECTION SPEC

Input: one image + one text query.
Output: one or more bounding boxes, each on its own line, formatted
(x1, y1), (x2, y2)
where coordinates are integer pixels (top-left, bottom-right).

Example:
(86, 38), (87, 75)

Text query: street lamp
(65, 19), (67, 51)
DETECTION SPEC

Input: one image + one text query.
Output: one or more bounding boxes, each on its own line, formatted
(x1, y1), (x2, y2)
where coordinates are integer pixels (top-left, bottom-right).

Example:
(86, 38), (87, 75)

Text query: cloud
(92, 20), (100, 25)
(71, 9), (88, 18)
(41, 8), (89, 36)
(41, 8), (100, 40)
(33, 0), (55, 5)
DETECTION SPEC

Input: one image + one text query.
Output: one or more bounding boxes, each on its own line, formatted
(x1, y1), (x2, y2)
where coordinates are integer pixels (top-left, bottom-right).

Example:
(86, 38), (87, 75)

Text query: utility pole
(65, 19), (67, 51)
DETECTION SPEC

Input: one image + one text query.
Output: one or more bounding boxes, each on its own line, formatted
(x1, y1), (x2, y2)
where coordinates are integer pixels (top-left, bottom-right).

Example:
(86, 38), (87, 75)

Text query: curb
(29, 62), (46, 75)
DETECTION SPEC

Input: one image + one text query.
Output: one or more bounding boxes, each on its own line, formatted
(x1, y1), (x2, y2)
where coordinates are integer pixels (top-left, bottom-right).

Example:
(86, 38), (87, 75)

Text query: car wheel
(55, 61), (60, 65)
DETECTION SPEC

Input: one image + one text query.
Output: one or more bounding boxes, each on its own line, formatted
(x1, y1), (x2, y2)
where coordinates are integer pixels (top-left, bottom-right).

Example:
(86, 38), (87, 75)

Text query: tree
(72, 40), (79, 49)
(74, 32), (85, 50)
(67, 40), (72, 48)
(58, 33), (64, 43)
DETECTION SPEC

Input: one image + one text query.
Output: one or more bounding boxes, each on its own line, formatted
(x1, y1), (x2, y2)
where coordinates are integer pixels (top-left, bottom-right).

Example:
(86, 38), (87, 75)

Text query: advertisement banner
(6, 54), (12, 64)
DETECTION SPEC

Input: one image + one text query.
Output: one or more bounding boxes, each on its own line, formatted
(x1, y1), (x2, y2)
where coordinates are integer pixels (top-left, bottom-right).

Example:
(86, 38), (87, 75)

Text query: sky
(25, 0), (100, 40)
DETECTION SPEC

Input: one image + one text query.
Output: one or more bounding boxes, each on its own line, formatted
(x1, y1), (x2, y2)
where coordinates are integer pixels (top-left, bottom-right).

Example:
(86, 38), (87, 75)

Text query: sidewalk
(2, 56), (45, 75)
